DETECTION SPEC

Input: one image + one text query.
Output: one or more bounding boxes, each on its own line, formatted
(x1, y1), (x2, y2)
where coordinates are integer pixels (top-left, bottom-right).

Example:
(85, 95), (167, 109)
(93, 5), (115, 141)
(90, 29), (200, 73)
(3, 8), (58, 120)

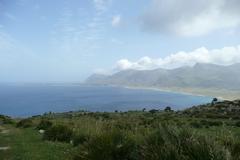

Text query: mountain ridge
(85, 63), (240, 100)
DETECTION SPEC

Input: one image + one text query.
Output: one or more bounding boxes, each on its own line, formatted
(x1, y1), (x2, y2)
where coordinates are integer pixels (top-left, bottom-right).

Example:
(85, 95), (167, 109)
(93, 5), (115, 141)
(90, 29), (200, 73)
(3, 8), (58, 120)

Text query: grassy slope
(1, 99), (240, 160)
(0, 125), (72, 160)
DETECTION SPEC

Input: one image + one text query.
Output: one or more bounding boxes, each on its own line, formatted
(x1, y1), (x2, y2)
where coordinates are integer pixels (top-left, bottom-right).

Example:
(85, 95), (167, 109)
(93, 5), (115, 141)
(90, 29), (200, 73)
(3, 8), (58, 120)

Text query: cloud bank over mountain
(141, 0), (240, 36)
(115, 45), (240, 71)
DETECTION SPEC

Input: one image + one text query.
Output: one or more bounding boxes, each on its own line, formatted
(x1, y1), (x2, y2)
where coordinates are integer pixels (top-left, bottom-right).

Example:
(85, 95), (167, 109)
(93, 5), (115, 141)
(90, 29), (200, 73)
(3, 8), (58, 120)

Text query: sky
(0, 0), (240, 82)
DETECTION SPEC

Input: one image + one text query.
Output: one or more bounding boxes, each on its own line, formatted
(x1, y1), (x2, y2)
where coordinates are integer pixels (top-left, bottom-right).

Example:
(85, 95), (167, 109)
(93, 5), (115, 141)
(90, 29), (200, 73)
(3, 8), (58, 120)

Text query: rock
(39, 129), (45, 134)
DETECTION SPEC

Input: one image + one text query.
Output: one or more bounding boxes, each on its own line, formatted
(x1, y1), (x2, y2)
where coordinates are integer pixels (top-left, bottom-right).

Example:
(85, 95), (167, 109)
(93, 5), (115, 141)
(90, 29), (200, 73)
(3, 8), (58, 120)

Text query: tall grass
(31, 111), (240, 159)
(73, 129), (136, 160)
(140, 126), (228, 160)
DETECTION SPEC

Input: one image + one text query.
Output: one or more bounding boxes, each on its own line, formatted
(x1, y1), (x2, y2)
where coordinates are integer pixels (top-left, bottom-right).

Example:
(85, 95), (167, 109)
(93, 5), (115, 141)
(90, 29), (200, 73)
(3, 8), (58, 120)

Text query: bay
(0, 84), (212, 117)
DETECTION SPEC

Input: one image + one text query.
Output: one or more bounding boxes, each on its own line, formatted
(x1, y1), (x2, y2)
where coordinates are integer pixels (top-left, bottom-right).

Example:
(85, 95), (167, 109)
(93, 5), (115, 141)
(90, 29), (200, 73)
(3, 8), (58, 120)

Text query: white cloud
(0, 29), (15, 51)
(51, 6), (103, 54)
(93, 0), (111, 13)
(111, 15), (121, 27)
(50, 1), (112, 55)
(111, 38), (124, 45)
(34, 4), (40, 10)
(142, 0), (240, 36)
(4, 12), (17, 21)
(114, 45), (240, 71)
(94, 68), (111, 75)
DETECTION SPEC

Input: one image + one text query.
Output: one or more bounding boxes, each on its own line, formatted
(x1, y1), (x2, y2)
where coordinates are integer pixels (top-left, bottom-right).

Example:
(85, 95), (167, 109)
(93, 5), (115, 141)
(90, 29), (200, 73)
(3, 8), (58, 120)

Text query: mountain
(85, 63), (240, 99)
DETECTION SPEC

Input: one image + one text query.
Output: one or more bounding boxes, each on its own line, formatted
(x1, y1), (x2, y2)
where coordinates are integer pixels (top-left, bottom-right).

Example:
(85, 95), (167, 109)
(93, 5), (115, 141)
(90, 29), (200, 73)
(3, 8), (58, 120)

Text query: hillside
(1, 99), (240, 159)
(182, 99), (240, 119)
(86, 63), (240, 99)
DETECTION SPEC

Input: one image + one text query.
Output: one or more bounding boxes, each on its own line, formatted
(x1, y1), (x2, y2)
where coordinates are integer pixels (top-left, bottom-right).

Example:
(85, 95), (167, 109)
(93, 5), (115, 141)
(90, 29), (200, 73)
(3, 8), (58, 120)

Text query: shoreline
(118, 85), (230, 100)
(123, 86), (207, 97)
(85, 83), (236, 100)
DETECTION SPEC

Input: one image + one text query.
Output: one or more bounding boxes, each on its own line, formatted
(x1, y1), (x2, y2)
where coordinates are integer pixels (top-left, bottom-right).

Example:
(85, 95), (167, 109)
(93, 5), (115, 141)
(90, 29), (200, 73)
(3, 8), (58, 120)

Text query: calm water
(0, 84), (212, 117)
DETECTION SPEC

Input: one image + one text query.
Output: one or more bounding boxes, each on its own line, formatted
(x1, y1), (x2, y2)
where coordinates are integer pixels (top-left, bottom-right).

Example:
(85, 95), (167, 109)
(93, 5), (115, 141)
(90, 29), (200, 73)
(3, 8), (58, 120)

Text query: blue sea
(0, 84), (212, 117)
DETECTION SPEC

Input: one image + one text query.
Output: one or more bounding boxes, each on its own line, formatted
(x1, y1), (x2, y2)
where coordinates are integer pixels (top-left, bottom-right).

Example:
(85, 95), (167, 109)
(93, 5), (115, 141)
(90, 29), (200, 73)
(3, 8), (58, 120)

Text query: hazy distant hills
(86, 63), (240, 99)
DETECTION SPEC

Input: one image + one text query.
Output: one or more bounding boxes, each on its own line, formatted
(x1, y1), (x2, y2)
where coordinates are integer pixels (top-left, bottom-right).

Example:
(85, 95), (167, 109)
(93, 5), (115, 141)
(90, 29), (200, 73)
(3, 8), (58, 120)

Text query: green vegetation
(36, 119), (53, 130)
(44, 125), (73, 142)
(140, 126), (228, 160)
(0, 124), (72, 160)
(0, 114), (15, 124)
(73, 129), (136, 160)
(16, 118), (33, 128)
(1, 100), (240, 159)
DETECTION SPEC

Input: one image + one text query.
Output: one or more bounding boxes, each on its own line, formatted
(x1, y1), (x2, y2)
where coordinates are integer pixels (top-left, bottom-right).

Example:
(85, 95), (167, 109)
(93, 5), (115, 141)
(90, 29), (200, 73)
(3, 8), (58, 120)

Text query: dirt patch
(0, 125), (10, 134)
(0, 125), (4, 130)
(0, 146), (10, 151)
(0, 129), (10, 134)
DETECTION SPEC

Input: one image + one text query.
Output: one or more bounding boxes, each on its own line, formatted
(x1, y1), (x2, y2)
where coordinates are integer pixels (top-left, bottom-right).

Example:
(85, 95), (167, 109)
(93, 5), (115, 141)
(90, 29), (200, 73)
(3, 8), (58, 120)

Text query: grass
(0, 125), (72, 160)
(1, 102), (240, 160)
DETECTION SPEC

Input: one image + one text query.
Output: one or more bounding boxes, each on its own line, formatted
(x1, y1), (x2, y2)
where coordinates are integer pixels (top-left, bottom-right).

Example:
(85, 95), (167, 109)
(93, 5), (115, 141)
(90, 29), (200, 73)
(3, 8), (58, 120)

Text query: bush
(235, 121), (240, 127)
(73, 129), (136, 160)
(179, 131), (227, 160)
(140, 127), (179, 160)
(72, 133), (89, 146)
(149, 109), (158, 114)
(190, 121), (202, 128)
(43, 125), (73, 142)
(16, 119), (33, 128)
(164, 106), (173, 112)
(140, 126), (228, 160)
(36, 119), (52, 130)
(230, 141), (240, 160)
(101, 113), (111, 119)
(0, 115), (14, 124)
(200, 120), (223, 127)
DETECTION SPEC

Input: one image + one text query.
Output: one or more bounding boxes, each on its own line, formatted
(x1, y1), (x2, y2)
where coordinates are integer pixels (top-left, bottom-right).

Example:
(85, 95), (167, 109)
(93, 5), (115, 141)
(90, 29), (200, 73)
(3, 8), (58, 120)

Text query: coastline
(95, 83), (211, 98)
(116, 85), (236, 101)
(123, 86), (206, 97)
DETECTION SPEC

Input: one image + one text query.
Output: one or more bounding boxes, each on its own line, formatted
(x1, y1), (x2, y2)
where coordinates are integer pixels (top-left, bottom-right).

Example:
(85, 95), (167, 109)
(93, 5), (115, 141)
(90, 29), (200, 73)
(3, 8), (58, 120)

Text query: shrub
(16, 118), (33, 128)
(36, 119), (52, 130)
(140, 127), (179, 160)
(178, 131), (227, 160)
(235, 121), (240, 127)
(0, 115), (14, 124)
(190, 121), (202, 128)
(140, 126), (228, 160)
(149, 109), (158, 114)
(73, 129), (136, 160)
(200, 120), (223, 127)
(72, 133), (89, 146)
(43, 125), (73, 142)
(230, 141), (240, 160)
(101, 113), (111, 119)
(164, 106), (173, 112)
